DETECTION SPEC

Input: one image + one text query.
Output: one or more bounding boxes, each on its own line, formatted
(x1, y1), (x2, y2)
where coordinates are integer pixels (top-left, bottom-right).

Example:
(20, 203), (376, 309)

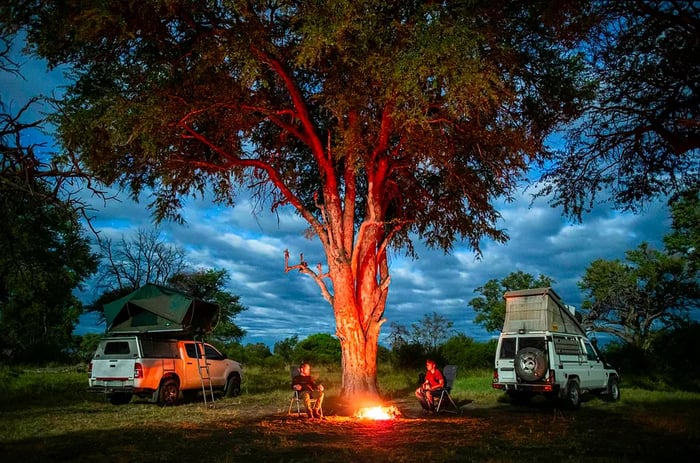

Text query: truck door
(583, 340), (608, 389)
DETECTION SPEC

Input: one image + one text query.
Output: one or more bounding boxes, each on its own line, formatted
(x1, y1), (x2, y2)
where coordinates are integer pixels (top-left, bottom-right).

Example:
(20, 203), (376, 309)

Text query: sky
(2, 42), (672, 349)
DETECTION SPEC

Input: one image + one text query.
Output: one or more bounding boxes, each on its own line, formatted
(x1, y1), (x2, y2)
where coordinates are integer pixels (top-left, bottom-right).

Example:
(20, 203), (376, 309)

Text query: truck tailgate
(91, 358), (135, 380)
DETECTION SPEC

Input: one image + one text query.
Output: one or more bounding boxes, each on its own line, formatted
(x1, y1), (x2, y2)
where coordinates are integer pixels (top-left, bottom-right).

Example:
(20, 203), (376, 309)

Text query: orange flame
(354, 405), (402, 420)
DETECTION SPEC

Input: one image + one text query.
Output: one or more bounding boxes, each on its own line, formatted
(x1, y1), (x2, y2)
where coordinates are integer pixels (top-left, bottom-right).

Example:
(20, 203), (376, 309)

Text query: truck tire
(108, 393), (133, 405)
(515, 347), (547, 381)
(604, 376), (620, 402)
(564, 379), (581, 409)
(225, 373), (241, 397)
(158, 378), (180, 406)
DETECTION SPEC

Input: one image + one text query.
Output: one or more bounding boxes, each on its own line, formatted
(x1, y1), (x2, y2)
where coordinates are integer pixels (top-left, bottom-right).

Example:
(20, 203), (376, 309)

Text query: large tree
(539, 0), (700, 218)
(580, 190), (700, 350)
(1, 35), (98, 362)
(3, 1), (596, 398)
(579, 243), (698, 351)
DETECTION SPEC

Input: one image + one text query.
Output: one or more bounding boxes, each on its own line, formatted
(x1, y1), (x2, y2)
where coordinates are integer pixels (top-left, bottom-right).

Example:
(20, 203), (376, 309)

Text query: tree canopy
(580, 191), (700, 350)
(2, 0), (600, 396)
(539, 1), (700, 217)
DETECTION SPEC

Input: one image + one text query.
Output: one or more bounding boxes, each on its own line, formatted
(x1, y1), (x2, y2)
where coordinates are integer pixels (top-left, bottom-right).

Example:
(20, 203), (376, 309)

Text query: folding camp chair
(287, 366), (322, 416)
(435, 365), (460, 414)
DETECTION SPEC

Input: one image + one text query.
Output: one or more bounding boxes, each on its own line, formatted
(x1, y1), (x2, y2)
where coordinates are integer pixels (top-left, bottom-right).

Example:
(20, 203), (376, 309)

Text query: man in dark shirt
(415, 359), (445, 413)
(292, 362), (325, 418)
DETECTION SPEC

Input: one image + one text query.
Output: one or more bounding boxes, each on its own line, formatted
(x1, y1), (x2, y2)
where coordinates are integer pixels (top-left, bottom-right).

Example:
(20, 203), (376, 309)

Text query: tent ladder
(194, 336), (216, 408)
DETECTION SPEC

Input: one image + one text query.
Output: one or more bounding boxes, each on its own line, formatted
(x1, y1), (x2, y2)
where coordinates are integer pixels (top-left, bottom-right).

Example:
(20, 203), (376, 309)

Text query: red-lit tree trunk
(284, 113), (393, 402)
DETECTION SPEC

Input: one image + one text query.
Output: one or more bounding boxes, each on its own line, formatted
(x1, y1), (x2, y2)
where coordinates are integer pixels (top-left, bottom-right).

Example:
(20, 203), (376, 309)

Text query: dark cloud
(75, 187), (670, 349)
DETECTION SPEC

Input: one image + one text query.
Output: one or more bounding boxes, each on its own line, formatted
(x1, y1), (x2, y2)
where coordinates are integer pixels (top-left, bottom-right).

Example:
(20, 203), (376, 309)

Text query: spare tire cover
(515, 347), (547, 381)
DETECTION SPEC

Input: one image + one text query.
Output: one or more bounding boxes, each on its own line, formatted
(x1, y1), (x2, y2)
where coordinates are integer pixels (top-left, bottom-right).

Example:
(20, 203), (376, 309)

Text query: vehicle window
(141, 339), (178, 358)
(204, 344), (223, 360)
(104, 341), (131, 355)
(185, 343), (200, 358)
(499, 338), (516, 359)
(518, 337), (546, 351)
(584, 342), (599, 361)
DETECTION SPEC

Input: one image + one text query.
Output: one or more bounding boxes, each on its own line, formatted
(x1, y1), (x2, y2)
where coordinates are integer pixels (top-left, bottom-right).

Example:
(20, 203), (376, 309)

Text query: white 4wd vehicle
(88, 336), (243, 405)
(492, 288), (620, 408)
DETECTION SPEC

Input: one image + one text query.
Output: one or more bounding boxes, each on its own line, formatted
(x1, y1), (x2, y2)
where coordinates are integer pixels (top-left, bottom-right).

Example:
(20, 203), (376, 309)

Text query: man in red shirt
(415, 359), (445, 413)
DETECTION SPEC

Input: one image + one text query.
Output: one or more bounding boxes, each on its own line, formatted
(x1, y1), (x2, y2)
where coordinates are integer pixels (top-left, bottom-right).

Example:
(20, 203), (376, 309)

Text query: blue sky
(2, 44), (672, 348)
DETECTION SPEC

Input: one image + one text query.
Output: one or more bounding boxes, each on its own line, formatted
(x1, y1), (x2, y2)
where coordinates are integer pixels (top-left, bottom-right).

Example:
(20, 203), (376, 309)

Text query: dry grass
(1, 366), (699, 462)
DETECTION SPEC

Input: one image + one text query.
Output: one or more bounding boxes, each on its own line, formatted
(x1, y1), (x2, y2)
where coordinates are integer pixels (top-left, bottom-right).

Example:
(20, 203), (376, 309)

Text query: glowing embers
(354, 405), (402, 420)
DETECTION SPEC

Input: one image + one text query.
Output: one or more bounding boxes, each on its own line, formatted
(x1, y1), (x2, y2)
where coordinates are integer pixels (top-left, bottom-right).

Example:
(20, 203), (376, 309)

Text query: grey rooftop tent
(103, 284), (220, 335)
(502, 287), (586, 336)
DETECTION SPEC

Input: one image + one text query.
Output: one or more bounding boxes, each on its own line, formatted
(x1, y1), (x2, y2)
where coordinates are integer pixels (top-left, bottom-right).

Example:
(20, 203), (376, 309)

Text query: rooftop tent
(502, 287), (586, 336)
(103, 284), (220, 335)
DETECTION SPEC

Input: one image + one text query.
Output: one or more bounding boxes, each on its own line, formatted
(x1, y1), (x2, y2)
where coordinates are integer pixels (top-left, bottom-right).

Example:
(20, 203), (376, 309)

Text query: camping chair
(287, 366), (322, 416)
(435, 365), (460, 414)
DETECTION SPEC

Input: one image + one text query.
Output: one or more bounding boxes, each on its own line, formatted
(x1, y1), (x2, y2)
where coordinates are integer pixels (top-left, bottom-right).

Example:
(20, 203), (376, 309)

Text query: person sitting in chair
(292, 362), (325, 419)
(415, 359), (444, 413)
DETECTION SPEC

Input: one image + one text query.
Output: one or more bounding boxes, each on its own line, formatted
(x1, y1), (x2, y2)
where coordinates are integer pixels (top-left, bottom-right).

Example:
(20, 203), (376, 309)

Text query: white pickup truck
(88, 336), (243, 405)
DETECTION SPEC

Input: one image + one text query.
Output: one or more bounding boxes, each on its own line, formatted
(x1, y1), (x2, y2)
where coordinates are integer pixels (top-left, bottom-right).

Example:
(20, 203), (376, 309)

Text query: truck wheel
(515, 347), (547, 381)
(604, 376), (620, 402)
(225, 374), (241, 397)
(564, 379), (581, 409)
(158, 379), (180, 406)
(108, 393), (133, 405)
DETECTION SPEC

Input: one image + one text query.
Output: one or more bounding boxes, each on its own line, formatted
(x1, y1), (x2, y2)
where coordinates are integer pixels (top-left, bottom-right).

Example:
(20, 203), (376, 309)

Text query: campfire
(354, 405), (402, 420)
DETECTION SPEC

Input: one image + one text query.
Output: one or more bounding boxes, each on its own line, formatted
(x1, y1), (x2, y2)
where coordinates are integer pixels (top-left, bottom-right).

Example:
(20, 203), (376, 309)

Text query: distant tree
(579, 243), (698, 351)
(540, 1), (700, 218)
(440, 334), (496, 370)
(95, 228), (187, 294)
(469, 271), (555, 332)
(273, 335), (299, 366)
(168, 268), (247, 344)
(386, 322), (411, 351)
(664, 188), (699, 274)
(410, 312), (455, 353)
(73, 333), (102, 363)
(294, 333), (341, 365)
(4, 1), (599, 398)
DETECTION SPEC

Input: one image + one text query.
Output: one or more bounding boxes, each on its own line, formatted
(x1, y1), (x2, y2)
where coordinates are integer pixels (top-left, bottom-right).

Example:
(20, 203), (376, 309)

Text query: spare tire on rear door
(515, 347), (547, 381)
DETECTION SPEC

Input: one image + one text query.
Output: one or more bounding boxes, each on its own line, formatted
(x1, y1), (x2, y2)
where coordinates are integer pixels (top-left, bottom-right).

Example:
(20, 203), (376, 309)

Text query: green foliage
(409, 312), (454, 352)
(168, 268), (247, 343)
(293, 333), (341, 365)
(73, 333), (102, 363)
(440, 334), (496, 370)
(468, 271), (555, 332)
(273, 335), (299, 365)
(539, 1), (700, 218)
(580, 242), (698, 351)
(664, 188), (700, 275)
(221, 342), (272, 366)
(0, 174), (98, 363)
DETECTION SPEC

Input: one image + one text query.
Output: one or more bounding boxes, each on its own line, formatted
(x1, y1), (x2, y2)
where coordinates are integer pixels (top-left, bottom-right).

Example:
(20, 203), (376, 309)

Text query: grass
(1, 364), (699, 462)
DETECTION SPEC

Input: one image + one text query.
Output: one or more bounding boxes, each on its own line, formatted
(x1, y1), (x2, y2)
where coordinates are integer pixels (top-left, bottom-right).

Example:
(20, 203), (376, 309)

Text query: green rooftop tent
(103, 284), (220, 336)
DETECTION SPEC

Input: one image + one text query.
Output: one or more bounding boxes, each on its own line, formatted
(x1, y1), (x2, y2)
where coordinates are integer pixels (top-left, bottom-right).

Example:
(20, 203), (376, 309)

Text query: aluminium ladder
(193, 336), (216, 408)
